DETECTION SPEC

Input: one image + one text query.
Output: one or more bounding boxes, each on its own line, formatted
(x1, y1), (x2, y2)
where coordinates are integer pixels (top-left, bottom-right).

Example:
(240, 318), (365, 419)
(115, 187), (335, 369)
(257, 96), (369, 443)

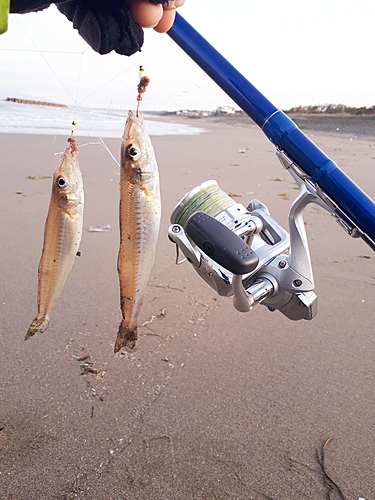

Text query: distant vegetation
(286, 103), (375, 115)
(156, 104), (375, 118)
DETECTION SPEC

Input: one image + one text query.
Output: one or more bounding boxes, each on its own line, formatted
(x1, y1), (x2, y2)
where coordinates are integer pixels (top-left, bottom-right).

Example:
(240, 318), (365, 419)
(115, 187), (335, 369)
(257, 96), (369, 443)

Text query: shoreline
(149, 111), (375, 139)
(3, 96), (375, 140)
(2, 113), (375, 141)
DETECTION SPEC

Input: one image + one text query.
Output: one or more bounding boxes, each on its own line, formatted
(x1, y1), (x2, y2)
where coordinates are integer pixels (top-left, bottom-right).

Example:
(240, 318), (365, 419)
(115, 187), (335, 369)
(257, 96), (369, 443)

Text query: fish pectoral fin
(114, 322), (138, 353)
(25, 315), (50, 340)
(65, 209), (75, 221)
(140, 185), (153, 197)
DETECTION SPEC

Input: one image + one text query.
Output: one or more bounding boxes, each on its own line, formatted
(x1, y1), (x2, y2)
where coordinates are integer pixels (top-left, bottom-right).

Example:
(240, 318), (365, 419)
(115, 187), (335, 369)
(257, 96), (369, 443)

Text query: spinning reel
(168, 148), (362, 322)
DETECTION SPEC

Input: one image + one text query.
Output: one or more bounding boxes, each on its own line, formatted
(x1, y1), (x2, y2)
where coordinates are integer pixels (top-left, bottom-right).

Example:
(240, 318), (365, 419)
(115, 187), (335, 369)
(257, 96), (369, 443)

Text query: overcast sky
(1, 0), (374, 111)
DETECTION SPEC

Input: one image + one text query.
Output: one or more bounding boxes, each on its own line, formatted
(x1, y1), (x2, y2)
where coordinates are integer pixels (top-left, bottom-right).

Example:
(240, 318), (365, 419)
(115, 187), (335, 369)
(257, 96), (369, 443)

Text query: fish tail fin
(25, 315), (50, 340)
(114, 322), (138, 353)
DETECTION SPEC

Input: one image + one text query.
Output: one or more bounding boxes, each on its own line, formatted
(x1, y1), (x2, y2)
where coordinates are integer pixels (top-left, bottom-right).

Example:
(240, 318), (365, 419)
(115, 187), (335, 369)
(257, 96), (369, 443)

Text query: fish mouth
(67, 132), (78, 154)
(123, 110), (144, 142)
(127, 110), (144, 128)
(128, 109), (143, 121)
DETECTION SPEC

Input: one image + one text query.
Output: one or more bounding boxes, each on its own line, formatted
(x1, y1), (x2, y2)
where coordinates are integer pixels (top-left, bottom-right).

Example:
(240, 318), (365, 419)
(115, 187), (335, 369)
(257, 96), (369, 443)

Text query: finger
(153, 7), (176, 32)
(129, 0), (163, 28)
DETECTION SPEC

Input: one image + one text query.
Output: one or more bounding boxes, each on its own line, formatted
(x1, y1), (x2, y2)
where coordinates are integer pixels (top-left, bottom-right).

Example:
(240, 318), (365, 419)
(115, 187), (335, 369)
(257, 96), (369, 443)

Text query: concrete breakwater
(4, 97), (68, 108)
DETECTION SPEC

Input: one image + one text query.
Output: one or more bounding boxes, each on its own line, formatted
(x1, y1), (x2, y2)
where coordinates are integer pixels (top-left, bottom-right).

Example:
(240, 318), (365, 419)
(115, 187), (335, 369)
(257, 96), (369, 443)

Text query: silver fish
(26, 133), (84, 340)
(115, 111), (161, 352)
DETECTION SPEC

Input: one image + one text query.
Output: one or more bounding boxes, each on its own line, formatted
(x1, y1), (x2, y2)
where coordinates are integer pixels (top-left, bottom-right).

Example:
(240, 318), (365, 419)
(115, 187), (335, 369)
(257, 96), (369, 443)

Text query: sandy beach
(1, 117), (375, 499)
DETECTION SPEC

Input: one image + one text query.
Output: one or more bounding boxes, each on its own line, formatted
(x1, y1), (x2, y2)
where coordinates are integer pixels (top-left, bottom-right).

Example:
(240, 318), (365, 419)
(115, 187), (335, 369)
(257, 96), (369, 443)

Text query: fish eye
(126, 144), (139, 160)
(57, 176), (68, 189)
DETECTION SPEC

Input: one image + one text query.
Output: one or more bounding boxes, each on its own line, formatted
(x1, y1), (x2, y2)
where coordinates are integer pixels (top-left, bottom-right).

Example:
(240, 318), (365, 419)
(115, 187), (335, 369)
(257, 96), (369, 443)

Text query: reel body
(167, 149), (336, 322)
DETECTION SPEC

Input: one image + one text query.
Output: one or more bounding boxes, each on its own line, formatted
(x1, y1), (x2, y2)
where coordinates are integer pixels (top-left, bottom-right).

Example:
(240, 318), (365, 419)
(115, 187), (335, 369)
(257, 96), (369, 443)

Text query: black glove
(10, 0), (169, 56)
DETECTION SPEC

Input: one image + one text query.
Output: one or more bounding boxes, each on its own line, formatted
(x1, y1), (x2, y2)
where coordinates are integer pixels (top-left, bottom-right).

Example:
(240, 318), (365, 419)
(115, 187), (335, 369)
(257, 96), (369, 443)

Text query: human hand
(128, 0), (186, 33)
(9, 0), (187, 55)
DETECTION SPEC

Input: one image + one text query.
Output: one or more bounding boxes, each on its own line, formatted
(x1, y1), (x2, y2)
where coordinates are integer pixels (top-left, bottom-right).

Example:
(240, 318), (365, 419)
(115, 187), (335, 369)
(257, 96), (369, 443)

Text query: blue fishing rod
(168, 13), (375, 251)
(167, 13), (375, 322)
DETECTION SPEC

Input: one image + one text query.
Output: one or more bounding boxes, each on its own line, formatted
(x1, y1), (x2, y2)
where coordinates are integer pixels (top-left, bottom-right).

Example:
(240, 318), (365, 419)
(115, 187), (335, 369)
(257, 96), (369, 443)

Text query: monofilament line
(14, 17), (120, 167)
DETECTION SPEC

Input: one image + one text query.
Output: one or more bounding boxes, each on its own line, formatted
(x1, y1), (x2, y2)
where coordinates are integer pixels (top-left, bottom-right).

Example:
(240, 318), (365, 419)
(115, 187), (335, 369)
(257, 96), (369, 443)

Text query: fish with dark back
(26, 133), (84, 340)
(115, 110), (161, 353)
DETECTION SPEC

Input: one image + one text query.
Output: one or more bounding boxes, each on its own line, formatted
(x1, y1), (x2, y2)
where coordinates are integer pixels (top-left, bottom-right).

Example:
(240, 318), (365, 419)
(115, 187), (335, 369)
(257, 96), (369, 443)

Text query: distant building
(216, 106), (236, 116)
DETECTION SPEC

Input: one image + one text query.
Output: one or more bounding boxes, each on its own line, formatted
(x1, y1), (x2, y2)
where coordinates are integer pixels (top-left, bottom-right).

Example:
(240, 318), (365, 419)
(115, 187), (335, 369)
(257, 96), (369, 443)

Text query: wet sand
(1, 118), (375, 499)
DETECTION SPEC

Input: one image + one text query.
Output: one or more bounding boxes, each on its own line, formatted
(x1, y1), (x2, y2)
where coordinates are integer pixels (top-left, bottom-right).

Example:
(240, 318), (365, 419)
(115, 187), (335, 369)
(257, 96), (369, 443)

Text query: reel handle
(185, 211), (259, 275)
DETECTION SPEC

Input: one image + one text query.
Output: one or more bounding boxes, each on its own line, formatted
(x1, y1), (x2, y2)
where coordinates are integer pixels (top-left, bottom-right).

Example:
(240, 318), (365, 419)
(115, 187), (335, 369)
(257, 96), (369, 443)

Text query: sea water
(0, 101), (205, 137)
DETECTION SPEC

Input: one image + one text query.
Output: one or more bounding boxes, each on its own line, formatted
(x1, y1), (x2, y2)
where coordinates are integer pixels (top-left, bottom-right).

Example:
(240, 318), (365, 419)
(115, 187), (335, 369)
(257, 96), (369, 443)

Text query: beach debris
(227, 192), (243, 198)
(157, 307), (166, 318)
(238, 148), (247, 154)
(141, 308), (167, 336)
(87, 224), (111, 232)
(26, 131), (84, 340)
(270, 177), (284, 182)
(141, 308), (167, 326)
(277, 192), (289, 200)
(28, 431), (44, 449)
(316, 437), (345, 500)
(115, 110), (161, 353)
(65, 470), (88, 498)
(71, 348), (91, 362)
(72, 348), (106, 388)
(150, 284), (185, 293)
(65, 337), (74, 349)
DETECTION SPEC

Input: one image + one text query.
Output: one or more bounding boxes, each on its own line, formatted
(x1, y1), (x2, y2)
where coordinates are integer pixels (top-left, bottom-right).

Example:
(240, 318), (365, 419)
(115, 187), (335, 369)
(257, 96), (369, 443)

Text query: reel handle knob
(185, 211), (259, 275)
